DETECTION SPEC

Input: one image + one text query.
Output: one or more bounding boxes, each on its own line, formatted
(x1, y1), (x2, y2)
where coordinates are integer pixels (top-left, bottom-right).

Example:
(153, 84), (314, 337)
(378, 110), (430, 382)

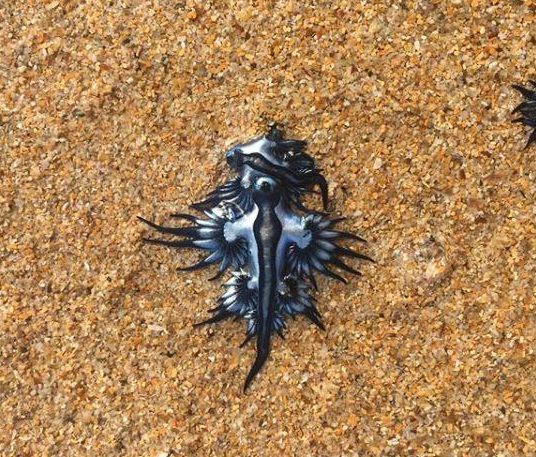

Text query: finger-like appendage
(512, 82), (536, 149)
(285, 214), (372, 285)
(139, 209), (249, 276)
(193, 310), (233, 327)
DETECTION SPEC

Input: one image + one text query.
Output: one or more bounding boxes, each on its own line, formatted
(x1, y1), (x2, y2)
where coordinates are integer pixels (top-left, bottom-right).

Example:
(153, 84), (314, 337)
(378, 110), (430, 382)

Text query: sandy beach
(1, 1), (535, 455)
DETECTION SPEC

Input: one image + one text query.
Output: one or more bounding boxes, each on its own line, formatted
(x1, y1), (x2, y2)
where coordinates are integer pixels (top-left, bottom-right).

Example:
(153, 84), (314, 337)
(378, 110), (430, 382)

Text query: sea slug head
(224, 125), (306, 171)
(224, 125), (329, 210)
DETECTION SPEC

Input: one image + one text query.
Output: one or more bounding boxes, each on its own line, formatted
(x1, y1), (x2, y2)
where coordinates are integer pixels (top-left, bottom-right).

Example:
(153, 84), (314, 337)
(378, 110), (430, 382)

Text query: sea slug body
(140, 125), (372, 391)
(512, 81), (536, 148)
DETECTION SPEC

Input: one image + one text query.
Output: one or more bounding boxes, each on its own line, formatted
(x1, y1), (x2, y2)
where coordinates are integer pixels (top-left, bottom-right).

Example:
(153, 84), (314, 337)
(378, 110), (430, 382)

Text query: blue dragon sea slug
(513, 81), (536, 148)
(139, 126), (372, 391)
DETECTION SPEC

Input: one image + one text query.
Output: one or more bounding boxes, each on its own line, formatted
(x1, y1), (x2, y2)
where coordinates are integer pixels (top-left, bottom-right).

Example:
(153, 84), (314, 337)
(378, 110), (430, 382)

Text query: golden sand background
(1, 1), (535, 456)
